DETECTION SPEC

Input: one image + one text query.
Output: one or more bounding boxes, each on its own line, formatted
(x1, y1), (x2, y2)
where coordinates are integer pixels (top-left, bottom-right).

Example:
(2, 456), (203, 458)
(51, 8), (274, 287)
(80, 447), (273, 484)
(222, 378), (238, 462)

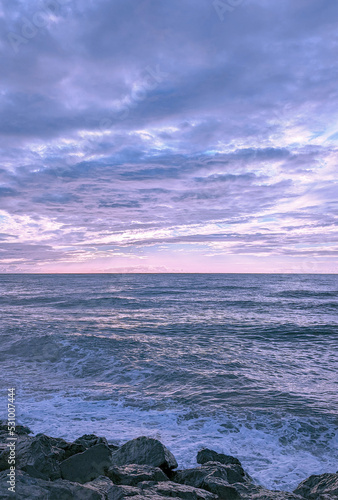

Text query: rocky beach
(0, 422), (337, 499)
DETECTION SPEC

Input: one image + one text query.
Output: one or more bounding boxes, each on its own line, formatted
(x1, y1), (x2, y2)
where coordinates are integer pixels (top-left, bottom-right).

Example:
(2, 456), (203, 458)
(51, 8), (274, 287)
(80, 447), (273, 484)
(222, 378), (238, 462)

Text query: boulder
(293, 472), (338, 499)
(107, 481), (217, 499)
(235, 482), (305, 499)
(0, 421), (32, 437)
(107, 464), (169, 485)
(13, 433), (76, 480)
(15, 433), (87, 479)
(105, 484), (146, 499)
(0, 436), (26, 473)
(86, 476), (119, 497)
(73, 434), (109, 449)
(110, 436), (178, 473)
(0, 434), (32, 473)
(174, 461), (249, 489)
(174, 462), (304, 499)
(0, 469), (105, 499)
(173, 461), (257, 499)
(197, 448), (241, 466)
(199, 477), (240, 499)
(146, 480), (218, 499)
(60, 443), (112, 483)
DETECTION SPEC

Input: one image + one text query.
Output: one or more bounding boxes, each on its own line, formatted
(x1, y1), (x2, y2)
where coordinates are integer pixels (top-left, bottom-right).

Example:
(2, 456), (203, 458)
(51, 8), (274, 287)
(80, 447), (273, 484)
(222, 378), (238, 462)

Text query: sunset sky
(0, 0), (337, 273)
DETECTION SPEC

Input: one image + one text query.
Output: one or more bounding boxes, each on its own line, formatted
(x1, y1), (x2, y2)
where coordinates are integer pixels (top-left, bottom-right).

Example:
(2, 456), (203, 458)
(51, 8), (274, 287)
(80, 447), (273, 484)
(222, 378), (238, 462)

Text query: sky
(0, 0), (337, 273)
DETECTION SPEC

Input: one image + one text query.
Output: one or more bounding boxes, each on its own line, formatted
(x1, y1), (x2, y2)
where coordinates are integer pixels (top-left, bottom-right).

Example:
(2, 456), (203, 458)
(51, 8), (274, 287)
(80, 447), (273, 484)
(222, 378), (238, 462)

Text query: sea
(0, 273), (337, 491)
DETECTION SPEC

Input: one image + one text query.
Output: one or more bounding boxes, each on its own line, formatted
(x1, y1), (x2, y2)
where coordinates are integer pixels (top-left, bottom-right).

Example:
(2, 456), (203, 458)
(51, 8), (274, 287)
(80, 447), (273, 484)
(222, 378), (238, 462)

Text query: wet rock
(105, 484), (144, 499)
(174, 461), (249, 489)
(13, 434), (76, 480)
(147, 480), (218, 499)
(173, 462), (255, 499)
(61, 443), (112, 483)
(293, 472), (338, 499)
(85, 475), (118, 497)
(107, 481), (217, 499)
(74, 433), (109, 449)
(0, 421), (32, 437)
(197, 448), (241, 466)
(235, 482), (305, 499)
(13, 433), (88, 479)
(110, 436), (178, 473)
(0, 469), (105, 499)
(200, 477), (241, 499)
(107, 464), (169, 485)
(0, 436), (29, 473)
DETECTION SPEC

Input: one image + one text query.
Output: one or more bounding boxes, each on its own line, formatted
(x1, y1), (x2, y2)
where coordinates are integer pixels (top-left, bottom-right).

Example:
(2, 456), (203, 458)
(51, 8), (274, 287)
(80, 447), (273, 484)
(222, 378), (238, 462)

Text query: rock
(173, 462), (255, 499)
(85, 476), (118, 498)
(11, 433), (87, 479)
(13, 433), (75, 480)
(110, 436), (178, 473)
(107, 481), (217, 499)
(174, 462), (303, 499)
(293, 472), (338, 499)
(199, 477), (240, 499)
(0, 469), (105, 499)
(0, 434), (32, 473)
(0, 421), (32, 437)
(0, 433), (28, 471)
(74, 434), (109, 449)
(197, 448), (241, 466)
(107, 464), (169, 485)
(146, 480), (218, 499)
(60, 443), (112, 483)
(105, 484), (145, 499)
(174, 461), (249, 488)
(235, 482), (305, 499)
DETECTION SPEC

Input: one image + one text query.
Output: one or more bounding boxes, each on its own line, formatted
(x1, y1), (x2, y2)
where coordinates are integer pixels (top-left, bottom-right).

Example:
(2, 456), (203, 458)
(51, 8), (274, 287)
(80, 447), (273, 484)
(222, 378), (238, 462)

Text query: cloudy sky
(0, 0), (337, 273)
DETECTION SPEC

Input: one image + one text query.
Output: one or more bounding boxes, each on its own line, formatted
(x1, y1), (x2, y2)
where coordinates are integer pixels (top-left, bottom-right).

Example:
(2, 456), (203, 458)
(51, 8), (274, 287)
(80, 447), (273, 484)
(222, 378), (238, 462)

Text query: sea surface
(0, 274), (337, 491)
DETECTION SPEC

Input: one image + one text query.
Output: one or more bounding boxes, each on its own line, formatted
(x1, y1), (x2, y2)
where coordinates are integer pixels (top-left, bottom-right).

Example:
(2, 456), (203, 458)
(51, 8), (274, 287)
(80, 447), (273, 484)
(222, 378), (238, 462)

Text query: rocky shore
(0, 422), (337, 499)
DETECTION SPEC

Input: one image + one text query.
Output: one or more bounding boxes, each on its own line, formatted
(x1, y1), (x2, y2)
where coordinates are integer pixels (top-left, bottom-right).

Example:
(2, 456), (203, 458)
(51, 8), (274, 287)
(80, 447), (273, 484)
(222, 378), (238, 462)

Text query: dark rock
(8, 433), (87, 479)
(15, 424), (32, 436)
(200, 477), (240, 499)
(63, 441), (87, 459)
(31, 433), (86, 460)
(197, 448), (241, 466)
(173, 462), (256, 499)
(85, 475), (118, 497)
(0, 451), (8, 473)
(105, 484), (145, 499)
(109, 443), (120, 451)
(14, 434), (73, 480)
(174, 462), (303, 499)
(107, 464), (169, 485)
(0, 469), (105, 499)
(60, 443), (112, 483)
(111, 436), (178, 473)
(293, 472), (338, 499)
(107, 480), (217, 499)
(173, 466), (214, 489)
(0, 433), (32, 473)
(74, 433), (109, 449)
(146, 480), (218, 499)
(174, 461), (249, 489)
(235, 482), (305, 499)
(0, 421), (32, 436)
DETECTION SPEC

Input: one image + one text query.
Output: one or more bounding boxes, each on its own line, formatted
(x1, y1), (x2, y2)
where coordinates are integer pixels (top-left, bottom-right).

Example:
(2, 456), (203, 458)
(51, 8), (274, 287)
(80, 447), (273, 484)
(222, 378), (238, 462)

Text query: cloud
(0, 0), (337, 272)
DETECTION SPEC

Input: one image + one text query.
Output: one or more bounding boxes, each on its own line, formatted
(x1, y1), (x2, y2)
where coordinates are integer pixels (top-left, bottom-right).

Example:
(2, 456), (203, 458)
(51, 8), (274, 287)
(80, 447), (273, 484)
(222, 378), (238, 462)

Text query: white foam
(16, 393), (338, 492)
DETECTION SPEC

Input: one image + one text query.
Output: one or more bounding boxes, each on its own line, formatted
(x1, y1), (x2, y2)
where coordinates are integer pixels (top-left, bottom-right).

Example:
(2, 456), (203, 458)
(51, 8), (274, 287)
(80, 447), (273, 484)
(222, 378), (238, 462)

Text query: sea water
(0, 273), (337, 491)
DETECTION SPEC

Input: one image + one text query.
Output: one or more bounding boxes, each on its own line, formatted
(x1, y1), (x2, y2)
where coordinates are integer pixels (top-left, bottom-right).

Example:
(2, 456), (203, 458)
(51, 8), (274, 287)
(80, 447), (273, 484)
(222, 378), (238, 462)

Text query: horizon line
(0, 272), (337, 276)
